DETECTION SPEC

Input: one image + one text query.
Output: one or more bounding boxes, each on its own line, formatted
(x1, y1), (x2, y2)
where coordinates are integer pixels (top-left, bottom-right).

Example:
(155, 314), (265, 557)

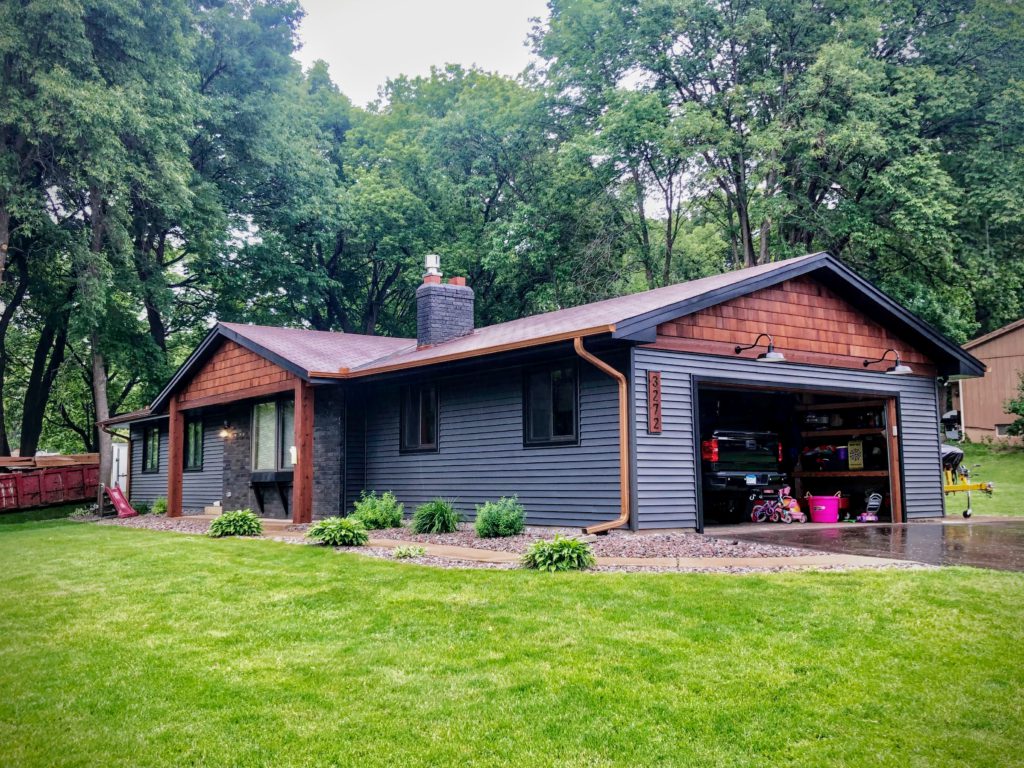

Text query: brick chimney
(416, 254), (474, 347)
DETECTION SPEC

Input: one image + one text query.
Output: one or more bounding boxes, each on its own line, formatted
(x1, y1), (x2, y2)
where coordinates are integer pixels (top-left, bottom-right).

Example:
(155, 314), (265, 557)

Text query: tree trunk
(19, 316), (68, 456)
(0, 209), (9, 287)
(92, 334), (111, 510)
(88, 187), (112, 510)
(0, 253), (29, 454)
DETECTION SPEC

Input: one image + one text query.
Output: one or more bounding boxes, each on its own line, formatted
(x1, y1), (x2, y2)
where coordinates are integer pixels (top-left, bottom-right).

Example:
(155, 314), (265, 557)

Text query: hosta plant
(307, 517), (369, 547)
(522, 535), (596, 572)
(208, 509), (262, 538)
(392, 545), (427, 559)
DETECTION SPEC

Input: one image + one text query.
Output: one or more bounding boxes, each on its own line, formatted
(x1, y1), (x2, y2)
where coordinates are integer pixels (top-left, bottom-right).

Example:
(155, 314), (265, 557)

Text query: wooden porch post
(292, 380), (314, 524)
(886, 398), (904, 524)
(167, 396), (184, 518)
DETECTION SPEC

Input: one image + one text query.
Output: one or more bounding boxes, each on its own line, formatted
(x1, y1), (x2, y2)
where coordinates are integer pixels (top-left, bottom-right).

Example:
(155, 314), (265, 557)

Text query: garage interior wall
(631, 349), (945, 529)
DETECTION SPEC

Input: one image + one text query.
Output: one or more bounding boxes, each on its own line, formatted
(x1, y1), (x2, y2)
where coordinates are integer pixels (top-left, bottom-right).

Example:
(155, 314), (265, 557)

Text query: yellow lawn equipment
(941, 444), (994, 518)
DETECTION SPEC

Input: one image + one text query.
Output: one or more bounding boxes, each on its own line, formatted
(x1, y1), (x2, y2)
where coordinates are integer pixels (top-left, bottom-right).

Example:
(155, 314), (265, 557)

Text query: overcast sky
(295, 0), (550, 106)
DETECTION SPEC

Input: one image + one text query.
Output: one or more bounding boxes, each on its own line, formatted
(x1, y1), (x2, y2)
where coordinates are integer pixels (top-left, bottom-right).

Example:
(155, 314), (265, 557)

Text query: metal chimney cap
(424, 254), (442, 277)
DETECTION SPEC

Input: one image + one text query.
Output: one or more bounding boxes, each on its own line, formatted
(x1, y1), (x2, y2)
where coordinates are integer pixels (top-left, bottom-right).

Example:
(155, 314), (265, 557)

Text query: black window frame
(141, 426), (160, 473)
(251, 397), (296, 472)
(184, 417), (204, 472)
(522, 362), (580, 447)
(399, 382), (439, 454)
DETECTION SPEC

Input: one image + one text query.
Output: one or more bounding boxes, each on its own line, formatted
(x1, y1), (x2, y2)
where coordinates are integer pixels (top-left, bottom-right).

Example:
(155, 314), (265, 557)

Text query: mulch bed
(95, 514), (212, 535)
(374, 523), (810, 558)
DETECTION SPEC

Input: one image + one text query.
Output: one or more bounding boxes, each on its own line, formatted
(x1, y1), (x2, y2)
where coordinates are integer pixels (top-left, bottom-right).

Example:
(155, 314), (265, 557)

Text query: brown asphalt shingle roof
(220, 323), (414, 374)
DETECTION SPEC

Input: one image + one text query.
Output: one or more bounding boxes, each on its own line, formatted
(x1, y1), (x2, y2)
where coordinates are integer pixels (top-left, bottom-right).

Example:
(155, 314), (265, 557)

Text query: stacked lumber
(0, 454), (99, 470)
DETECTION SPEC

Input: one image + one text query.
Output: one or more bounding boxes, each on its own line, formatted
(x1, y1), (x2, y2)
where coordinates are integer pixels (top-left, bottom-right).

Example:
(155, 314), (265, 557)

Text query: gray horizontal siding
(632, 349), (945, 529)
(129, 418), (224, 511)
(361, 358), (622, 527)
(129, 424), (168, 505)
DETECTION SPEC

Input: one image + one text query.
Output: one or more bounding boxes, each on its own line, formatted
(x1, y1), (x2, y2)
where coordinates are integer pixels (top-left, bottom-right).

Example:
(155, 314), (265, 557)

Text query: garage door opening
(697, 384), (903, 528)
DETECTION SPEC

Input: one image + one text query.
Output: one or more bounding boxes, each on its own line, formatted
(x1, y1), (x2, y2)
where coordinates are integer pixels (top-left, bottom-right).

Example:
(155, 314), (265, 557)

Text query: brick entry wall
(313, 387), (345, 517)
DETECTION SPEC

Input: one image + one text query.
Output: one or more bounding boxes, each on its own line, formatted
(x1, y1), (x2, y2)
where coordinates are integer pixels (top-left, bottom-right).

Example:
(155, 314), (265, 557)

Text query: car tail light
(701, 438), (719, 462)
(778, 442), (784, 463)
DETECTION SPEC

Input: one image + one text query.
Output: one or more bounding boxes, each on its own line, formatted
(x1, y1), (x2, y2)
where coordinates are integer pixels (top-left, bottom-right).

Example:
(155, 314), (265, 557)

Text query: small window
(142, 426), (160, 473)
(995, 424), (1012, 437)
(184, 418), (204, 471)
(400, 383), (438, 452)
(279, 399), (295, 468)
(252, 398), (295, 471)
(524, 364), (578, 446)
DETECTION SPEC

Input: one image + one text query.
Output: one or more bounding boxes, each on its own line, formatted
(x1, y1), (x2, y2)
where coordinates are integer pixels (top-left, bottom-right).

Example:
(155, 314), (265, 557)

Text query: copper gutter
(573, 336), (631, 534)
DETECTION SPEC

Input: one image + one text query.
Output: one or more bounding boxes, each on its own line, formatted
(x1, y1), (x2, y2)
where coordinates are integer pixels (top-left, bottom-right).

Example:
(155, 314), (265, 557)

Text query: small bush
(151, 497), (167, 516)
(308, 517), (368, 547)
(411, 498), (460, 534)
(351, 490), (404, 529)
(522, 535), (596, 572)
(133, 501), (151, 516)
(474, 496), (526, 538)
(208, 509), (262, 538)
(393, 545), (426, 559)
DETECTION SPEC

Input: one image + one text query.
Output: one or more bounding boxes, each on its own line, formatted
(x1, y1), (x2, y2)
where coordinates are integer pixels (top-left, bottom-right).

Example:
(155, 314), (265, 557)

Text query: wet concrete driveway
(727, 520), (1024, 571)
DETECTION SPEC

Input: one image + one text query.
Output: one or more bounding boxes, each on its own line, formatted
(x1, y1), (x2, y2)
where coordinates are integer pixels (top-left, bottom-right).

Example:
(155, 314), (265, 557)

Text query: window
(184, 418), (204, 471)
(400, 383), (438, 452)
(142, 426), (160, 473)
(524, 363), (578, 446)
(252, 398), (295, 471)
(996, 424), (1012, 437)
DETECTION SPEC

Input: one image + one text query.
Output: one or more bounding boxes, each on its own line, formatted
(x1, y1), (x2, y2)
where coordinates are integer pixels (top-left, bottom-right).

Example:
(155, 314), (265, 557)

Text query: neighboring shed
(958, 319), (1024, 443)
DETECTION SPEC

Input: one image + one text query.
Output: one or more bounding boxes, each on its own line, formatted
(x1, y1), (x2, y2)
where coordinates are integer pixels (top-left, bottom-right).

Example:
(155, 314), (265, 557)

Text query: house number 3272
(647, 371), (662, 434)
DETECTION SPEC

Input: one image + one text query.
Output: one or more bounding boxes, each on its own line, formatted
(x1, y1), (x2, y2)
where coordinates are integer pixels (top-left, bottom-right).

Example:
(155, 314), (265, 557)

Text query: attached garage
(628, 263), (982, 531)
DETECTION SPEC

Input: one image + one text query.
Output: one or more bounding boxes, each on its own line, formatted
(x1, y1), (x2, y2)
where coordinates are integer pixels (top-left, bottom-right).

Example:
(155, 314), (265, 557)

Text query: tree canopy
(1, 0), (1021, 454)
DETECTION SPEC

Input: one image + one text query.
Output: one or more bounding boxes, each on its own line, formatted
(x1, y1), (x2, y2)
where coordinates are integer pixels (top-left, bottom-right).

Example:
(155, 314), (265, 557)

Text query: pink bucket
(807, 494), (841, 523)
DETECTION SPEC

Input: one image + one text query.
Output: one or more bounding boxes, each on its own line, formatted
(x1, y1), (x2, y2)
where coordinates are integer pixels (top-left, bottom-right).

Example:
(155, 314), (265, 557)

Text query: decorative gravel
(374, 523), (811, 558)
(95, 514), (211, 535)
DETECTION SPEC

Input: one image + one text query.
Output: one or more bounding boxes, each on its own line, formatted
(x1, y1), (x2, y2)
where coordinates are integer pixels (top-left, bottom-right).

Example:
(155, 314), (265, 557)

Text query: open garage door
(696, 384), (903, 527)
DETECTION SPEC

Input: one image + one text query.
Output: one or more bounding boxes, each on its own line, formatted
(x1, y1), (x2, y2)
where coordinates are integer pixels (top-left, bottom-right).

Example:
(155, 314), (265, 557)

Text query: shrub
(522, 535), (596, 572)
(133, 501), (151, 516)
(208, 509), (262, 538)
(351, 490), (404, 529)
(393, 545), (426, 559)
(474, 496), (526, 538)
(307, 517), (369, 547)
(411, 498), (460, 534)
(151, 497), (167, 516)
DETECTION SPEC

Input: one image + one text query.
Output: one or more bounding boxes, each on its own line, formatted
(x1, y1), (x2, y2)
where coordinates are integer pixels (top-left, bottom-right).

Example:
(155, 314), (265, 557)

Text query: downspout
(573, 337), (631, 534)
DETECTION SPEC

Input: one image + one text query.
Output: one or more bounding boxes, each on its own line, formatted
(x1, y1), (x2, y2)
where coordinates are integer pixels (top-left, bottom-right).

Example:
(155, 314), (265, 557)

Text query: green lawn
(956, 443), (1024, 517)
(1, 522), (1022, 767)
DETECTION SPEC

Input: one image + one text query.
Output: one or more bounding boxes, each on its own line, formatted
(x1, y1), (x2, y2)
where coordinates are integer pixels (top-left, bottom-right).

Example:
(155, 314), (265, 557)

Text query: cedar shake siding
(654, 276), (936, 375)
(178, 339), (295, 407)
(358, 356), (624, 527)
(631, 348), (944, 529)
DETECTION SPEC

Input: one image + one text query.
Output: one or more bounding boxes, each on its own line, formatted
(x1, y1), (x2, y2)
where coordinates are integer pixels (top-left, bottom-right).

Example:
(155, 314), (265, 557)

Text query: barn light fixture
(218, 421), (233, 439)
(735, 333), (786, 362)
(863, 348), (913, 375)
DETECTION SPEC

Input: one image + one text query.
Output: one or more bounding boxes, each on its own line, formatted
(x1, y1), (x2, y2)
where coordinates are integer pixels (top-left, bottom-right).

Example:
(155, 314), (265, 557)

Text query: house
(956, 318), (1024, 443)
(103, 252), (984, 532)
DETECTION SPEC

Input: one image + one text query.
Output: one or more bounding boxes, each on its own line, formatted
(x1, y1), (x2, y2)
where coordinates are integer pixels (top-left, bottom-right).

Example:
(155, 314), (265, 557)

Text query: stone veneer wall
(312, 386), (345, 517)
